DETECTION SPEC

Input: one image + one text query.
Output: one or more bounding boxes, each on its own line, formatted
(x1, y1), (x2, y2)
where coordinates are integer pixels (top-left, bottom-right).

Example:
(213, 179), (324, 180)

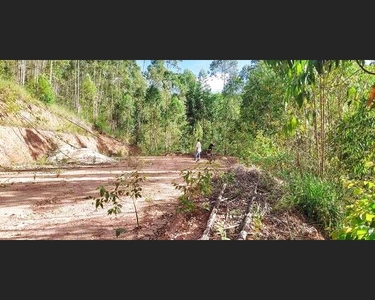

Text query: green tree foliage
(140, 85), (163, 154)
(240, 61), (285, 136)
(0, 61), (13, 79)
(140, 60), (188, 153)
(332, 178), (375, 240)
(209, 60), (238, 87)
(33, 74), (55, 104)
(81, 74), (97, 121)
(173, 166), (213, 213)
(94, 171), (145, 229)
(330, 104), (375, 179)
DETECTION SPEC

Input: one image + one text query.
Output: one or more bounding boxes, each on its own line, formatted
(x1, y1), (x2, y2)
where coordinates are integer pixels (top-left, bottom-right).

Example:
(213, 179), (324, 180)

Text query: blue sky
(136, 60), (375, 92)
(136, 60), (374, 75)
(136, 60), (252, 76)
(136, 60), (253, 92)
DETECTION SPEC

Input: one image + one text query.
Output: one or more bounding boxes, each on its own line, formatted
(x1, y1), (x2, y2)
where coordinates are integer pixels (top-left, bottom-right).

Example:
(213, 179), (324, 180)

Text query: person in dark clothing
(206, 142), (214, 162)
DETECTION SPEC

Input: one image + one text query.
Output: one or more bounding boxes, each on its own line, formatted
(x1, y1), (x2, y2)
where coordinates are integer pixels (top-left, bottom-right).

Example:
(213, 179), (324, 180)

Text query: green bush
(0, 79), (33, 104)
(328, 104), (375, 179)
(282, 172), (344, 234)
(332, 178), (375, 240)
(173, 166), (213, 213)
(93, 116), (111, 134)
(240, 130), (292, 177)
(28, 74), (55, 104)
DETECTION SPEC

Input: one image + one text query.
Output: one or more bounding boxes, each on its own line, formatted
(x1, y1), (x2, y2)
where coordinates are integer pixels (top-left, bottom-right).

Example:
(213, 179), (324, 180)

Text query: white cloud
(204, 73), (229, 92)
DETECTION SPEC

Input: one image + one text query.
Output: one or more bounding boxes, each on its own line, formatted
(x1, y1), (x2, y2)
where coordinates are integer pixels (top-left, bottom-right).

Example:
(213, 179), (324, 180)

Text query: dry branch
(237, 182), (258, 240)
(236, 196), (256, 240)
(199, 183), (227, 240)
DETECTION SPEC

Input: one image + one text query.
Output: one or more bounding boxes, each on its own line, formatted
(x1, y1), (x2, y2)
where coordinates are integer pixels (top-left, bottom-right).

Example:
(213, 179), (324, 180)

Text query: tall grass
(0, 79), (34, 104)
(0, 79), (92, 135)
(238, 130), (345, 236)
(281, 173), (344, 234)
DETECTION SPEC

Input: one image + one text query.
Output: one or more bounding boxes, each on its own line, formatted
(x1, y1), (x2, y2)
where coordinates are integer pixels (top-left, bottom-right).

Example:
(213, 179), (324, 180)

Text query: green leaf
(354, 228), (368, 239)
(365, 213), (375, 222)
(290, 116), (298, 129)
(115, 228), (127, 237)
(347, 182), (355, 189)
(296, 62), (302, 75)
(347, 86), (356, 99)
(353, 187), (363, 195)
(99, 187), (105, 197)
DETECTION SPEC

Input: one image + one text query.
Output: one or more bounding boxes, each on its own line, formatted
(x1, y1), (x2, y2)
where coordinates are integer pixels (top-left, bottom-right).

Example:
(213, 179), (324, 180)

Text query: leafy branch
(93, 170), (145, 229)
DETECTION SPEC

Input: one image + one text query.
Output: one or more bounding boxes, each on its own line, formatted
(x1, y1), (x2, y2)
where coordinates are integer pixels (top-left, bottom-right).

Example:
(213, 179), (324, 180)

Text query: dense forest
(1, 59), (375, 240)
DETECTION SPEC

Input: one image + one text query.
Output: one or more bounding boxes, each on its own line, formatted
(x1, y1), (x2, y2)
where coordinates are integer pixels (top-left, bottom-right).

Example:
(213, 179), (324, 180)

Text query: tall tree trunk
(74, 60), (81, 114)
(322, 75), (326, 177)
(18, 60), (27, 86)
(319, 75), (325, 177)
(150, 110), (155, 153)
(49, 60), (53, 84)
(22, 60), (26, 86)
(312, 94), (319, 175)
(221, 65), (226, 87)
(111, 71), (115, 131)
(95, 67), (102, 123)
(77, 60), (81, 114)
(34, 60), (40, 83)
(24, 60), (27, 86)
(165, 93), (170, 153)
(41, 60), (47, 71)
(93, 65), (97, 122)
(74, 60), (77, 110)
(14, 61), (18, 82)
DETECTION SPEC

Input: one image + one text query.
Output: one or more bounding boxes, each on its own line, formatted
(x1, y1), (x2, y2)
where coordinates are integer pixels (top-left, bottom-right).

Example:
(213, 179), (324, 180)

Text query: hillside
(0, 80), (129, 168)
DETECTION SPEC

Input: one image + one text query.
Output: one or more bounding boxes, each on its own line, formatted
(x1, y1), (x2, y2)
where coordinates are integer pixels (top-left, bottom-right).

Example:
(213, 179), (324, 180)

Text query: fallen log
(237, 183), (258, 240)
(199, 183), (227, 240)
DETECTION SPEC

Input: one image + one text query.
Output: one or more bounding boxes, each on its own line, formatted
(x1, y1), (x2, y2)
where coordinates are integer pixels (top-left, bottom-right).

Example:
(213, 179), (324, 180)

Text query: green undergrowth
(0, 79), (92, 135)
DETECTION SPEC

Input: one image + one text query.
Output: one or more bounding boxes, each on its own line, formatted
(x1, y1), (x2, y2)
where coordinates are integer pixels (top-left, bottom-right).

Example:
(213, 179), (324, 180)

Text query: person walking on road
(195, 139), (202, 162)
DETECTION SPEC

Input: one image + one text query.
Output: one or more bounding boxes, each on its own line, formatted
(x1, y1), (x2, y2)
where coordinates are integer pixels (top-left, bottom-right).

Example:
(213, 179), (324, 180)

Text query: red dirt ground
(0, 155), (229, 240)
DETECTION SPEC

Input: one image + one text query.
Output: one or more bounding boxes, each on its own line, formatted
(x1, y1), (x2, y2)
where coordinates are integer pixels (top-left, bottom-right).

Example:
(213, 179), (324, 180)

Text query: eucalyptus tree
(139, 60), (187, 153)
(240, 61), (286, 136)
(264, 60), (373, 177)
(209, 60), (238, 87)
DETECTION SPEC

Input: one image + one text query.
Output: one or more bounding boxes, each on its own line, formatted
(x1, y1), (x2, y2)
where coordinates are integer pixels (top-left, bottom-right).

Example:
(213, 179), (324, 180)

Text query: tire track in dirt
(0, 155), (224, 240)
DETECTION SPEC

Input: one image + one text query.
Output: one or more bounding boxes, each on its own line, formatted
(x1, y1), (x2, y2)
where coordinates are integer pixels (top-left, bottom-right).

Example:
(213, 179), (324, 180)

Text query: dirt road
(0, 155), (216, 240)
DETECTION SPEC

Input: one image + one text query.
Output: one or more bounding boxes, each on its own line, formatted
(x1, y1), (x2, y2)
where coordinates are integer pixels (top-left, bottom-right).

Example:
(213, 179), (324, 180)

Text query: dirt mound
(46, 145), (117, 165)
(0, 88), (130, 168)
(0, 125), (128, 168)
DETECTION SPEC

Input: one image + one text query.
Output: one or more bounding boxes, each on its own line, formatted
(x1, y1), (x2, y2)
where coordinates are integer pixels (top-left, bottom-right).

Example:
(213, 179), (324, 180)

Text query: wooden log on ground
(199, 183), (227, 240)
(237, 183), (258, 240)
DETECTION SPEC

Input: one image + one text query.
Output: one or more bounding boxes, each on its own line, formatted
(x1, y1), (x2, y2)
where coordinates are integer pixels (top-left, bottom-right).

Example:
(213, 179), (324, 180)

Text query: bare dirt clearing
(0, 155), (231, 240)
(0, 155), (325, 240)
